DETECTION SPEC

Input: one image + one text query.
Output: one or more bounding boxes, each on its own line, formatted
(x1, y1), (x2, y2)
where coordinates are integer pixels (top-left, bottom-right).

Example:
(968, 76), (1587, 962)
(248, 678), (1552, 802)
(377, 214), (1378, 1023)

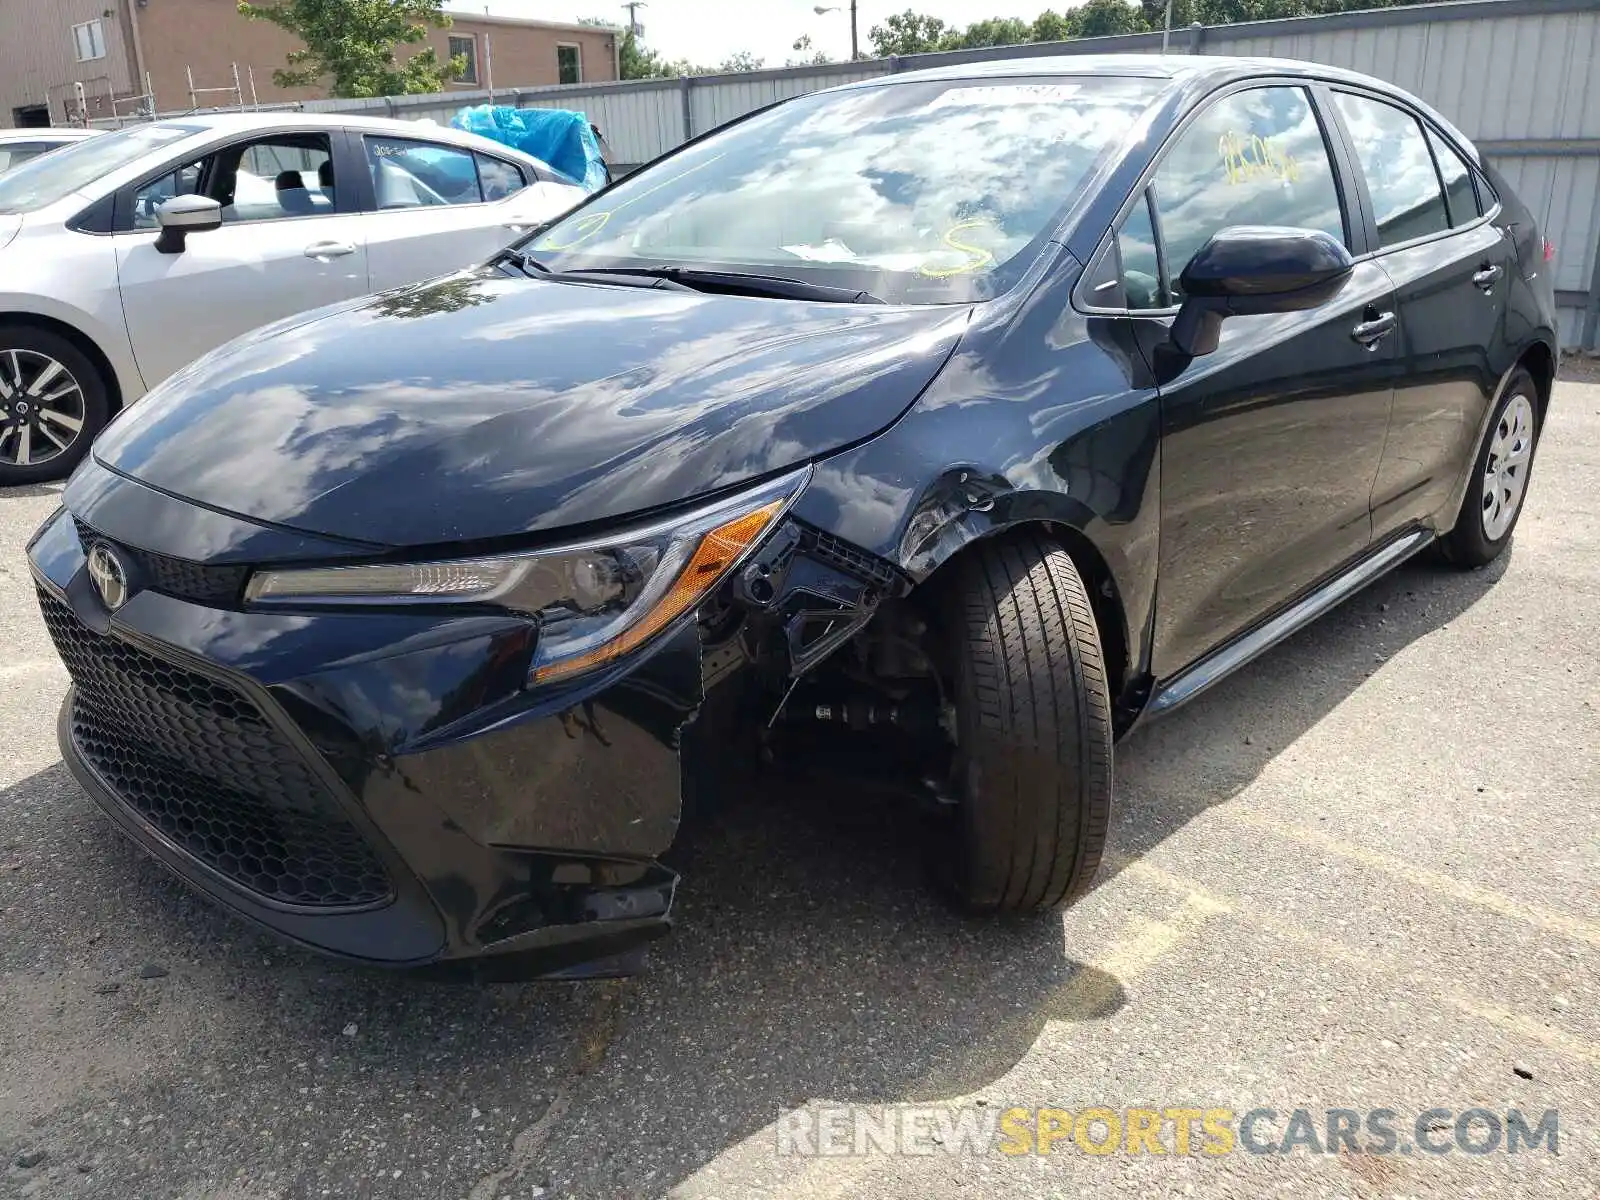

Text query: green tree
(622, 29), (679, 78)
(236, 0), (461, 97)
(579, 17), (680, 79)
(1031, 9), (1078, 41)
(873, 0), (1433, 61)
(868, 10), (956, 56)
(628, 31), (681, 77)
(788, 34), (833, 67)
(1074, 0), (1149, 35)
(716, 50), (766, 72)
(953, 16), (1033, 48)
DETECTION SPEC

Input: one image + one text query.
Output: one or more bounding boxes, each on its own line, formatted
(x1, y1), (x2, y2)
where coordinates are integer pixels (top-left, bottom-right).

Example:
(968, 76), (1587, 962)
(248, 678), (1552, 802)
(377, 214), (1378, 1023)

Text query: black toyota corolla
(29, 55), (1556, 978)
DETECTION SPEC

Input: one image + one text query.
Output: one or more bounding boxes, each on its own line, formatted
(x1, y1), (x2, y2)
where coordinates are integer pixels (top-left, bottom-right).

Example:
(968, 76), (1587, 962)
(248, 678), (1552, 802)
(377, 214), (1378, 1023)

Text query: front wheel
(0, 327), (109, 486)
(935, 532), (1114, 914)
(1438, 367), (1541, 568)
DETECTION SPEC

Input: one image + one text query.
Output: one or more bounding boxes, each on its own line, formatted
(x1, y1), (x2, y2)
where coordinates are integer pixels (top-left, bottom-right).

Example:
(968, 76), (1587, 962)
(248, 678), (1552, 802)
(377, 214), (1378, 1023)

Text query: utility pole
(815, 2), (859, 60)
(622, 0), (646, 37)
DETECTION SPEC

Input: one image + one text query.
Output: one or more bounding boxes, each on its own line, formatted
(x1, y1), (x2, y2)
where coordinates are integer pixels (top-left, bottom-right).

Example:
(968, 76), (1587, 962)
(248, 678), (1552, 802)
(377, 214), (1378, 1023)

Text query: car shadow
(1, 481), (67, 502)
(0, 551), (1504, 1199)
(1102, 553), (1507, 874)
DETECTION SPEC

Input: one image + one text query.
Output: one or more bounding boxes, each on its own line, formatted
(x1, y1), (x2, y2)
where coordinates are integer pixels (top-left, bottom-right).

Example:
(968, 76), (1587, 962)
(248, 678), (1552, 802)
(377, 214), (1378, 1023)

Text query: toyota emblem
(86, 542), (129, 611)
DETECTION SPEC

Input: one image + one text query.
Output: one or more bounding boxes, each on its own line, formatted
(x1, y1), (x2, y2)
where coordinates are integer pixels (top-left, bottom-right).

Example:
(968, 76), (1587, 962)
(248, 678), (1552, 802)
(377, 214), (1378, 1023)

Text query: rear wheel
(1438, 367), (1540, 568)
(936, 532), (1113, 913)
(0, 327), (109, 486)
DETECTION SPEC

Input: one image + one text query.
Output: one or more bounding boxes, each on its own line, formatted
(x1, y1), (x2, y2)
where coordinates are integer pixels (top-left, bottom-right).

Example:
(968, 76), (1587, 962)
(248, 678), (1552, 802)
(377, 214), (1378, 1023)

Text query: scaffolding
(186, 62), (260, 112)
(84, 63), (300, 128)
(110, 72), (158, 121)
(46, 75), (115, 125)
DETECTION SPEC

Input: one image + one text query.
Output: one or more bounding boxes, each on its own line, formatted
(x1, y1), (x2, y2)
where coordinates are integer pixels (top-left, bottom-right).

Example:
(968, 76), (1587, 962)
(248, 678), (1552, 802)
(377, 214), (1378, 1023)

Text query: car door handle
(1350, 311), (1396, 349)
(1472, 264), (1503, 292)
(304, 241), (356, 261)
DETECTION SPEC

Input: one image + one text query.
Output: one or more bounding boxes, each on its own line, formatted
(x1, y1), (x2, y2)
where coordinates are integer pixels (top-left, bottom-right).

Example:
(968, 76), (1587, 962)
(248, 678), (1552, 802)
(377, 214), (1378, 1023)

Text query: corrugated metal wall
(300, 0), (1598, 347)
(686, 66), (886, 135)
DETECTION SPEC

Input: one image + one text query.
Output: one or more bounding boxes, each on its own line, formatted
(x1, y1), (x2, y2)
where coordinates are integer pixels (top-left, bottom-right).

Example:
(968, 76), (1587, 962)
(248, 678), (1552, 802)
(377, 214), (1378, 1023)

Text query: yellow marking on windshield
(538, 209), (612, 249)
(1219, 130), (1301, 186)
(918, 219), (997, 278)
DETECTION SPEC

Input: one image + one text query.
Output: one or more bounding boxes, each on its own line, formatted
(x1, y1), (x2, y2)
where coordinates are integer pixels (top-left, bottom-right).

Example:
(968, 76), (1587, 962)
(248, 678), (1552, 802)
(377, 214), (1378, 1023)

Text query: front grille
(73, 519), (248, 606)
(38, 589), (391, 909)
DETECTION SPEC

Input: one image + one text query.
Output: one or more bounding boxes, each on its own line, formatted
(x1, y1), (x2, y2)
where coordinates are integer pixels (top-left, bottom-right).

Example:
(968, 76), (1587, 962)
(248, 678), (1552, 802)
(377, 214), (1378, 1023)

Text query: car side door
(1116, 82), (1400, 681)
(112, 129), (371, 387)
(1327, 89), (1516, 543)
(352, 135), (563, 291)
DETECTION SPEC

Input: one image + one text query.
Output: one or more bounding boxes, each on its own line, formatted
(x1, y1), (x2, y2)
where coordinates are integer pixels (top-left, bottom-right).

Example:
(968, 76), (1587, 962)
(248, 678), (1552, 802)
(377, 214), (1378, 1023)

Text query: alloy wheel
(0, 349), (87, 469)
(1481, 393), (1534, 542)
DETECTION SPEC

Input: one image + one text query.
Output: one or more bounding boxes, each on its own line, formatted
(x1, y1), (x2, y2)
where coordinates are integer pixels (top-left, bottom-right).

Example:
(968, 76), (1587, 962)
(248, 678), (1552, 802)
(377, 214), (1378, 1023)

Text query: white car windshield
(524, 75), (1162, 304)
(0, 124), (200, 215)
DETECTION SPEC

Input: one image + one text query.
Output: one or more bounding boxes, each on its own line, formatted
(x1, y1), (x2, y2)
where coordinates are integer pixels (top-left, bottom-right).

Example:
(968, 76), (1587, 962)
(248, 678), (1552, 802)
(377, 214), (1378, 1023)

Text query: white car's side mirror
(155, 195), (223, 255)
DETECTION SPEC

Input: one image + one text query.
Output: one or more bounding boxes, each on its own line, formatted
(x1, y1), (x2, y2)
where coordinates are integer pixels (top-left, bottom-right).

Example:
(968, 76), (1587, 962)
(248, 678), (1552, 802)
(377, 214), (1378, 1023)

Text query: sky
(447, 1), (1047, 69)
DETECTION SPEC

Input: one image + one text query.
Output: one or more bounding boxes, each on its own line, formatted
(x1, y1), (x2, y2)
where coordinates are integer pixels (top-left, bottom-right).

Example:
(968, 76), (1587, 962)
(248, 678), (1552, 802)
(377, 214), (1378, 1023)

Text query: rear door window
(1425, 126), (1481, 226)
(365, 137), (484, 209)
(1333, 92), (1449, 247)
(475, 154), (527, 201)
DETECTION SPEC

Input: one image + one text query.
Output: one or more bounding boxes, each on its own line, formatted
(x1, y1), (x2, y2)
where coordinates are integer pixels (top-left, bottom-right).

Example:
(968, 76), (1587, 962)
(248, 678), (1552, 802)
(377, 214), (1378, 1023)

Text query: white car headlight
(246, 466), (809, 684)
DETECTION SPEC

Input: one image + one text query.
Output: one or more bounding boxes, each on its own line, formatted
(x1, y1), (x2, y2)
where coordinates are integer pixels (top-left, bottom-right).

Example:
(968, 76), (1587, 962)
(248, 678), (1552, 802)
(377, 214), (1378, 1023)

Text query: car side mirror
(154, 195), (223, 255)
(1168, 226), (1354, 358)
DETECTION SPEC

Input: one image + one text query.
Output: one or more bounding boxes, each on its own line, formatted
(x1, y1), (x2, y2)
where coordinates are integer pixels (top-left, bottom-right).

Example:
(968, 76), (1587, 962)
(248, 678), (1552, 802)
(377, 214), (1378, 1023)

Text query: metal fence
(102, 0), (1600, 348)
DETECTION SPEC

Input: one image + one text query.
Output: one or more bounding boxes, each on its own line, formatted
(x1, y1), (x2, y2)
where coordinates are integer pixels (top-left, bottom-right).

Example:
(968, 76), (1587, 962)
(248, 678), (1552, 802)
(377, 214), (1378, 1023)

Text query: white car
(0, 113), (586, 483)
(0, 128), (102, 175)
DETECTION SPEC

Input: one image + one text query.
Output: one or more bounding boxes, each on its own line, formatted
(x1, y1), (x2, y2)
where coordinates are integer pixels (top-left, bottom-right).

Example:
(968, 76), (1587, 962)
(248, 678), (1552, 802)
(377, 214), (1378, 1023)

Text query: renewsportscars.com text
(776, 1105), (1559, 1158)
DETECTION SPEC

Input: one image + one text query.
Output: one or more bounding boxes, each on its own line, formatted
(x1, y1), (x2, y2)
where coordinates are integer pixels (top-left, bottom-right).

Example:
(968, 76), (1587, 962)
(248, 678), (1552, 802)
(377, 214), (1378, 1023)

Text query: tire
(937, 531), (1114, 914)
(1438, 367), (1541, 568)
(0, 326), (110, 486)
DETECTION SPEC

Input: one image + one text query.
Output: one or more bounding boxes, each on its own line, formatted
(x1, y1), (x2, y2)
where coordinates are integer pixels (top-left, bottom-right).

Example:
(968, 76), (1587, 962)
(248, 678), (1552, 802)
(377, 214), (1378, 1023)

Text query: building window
(72, 19), (106, 63)
(448, 35), (478, 85)
(557, 43), (581, 84)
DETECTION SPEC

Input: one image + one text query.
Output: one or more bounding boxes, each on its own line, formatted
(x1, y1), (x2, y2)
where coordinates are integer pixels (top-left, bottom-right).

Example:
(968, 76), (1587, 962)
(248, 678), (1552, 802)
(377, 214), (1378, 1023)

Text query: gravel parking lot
(2, 372), (1597, 1200)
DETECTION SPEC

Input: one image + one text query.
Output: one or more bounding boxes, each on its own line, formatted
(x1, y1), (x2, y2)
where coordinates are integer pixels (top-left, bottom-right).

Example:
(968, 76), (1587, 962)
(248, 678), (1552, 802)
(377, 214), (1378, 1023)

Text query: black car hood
(93, 271), (971, 548)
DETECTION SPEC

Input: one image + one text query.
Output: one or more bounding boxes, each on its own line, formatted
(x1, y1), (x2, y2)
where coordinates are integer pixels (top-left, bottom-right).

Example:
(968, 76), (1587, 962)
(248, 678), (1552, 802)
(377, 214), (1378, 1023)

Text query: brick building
(0, 0), (618, 128)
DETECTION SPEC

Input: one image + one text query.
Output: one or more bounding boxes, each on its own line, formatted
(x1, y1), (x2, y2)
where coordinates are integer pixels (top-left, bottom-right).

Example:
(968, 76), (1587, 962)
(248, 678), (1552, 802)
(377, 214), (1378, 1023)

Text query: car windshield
(523, 75), (1163, 304)
(0, 123), (200, 215)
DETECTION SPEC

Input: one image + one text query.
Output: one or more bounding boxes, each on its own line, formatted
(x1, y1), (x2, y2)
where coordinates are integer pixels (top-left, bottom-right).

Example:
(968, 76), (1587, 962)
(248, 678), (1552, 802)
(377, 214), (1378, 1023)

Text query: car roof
(864, 52), (1371, 87)
(836, 52), (1478, 158)
(132, 110), (563, 169)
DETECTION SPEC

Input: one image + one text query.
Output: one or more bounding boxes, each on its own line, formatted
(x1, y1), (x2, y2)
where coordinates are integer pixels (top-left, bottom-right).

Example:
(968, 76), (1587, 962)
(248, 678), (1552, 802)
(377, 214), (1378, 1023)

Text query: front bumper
(29, 490), (700, 979)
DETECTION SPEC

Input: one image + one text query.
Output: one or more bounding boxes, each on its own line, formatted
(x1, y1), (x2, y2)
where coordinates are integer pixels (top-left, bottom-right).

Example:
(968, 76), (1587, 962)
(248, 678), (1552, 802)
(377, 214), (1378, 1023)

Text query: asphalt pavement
(2, 372), (1597, 1200)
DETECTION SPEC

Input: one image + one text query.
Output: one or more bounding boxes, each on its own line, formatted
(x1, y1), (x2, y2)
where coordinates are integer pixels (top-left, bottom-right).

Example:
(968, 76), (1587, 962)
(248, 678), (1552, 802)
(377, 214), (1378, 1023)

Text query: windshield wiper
(493, 249), (695, 292)
(492, 247), (551, 277)
(559, 266), (887, 305)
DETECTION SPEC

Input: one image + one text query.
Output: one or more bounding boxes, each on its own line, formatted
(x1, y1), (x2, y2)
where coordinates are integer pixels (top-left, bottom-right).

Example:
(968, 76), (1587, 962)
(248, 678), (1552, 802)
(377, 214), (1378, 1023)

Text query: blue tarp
(449, 105), (608, 193)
